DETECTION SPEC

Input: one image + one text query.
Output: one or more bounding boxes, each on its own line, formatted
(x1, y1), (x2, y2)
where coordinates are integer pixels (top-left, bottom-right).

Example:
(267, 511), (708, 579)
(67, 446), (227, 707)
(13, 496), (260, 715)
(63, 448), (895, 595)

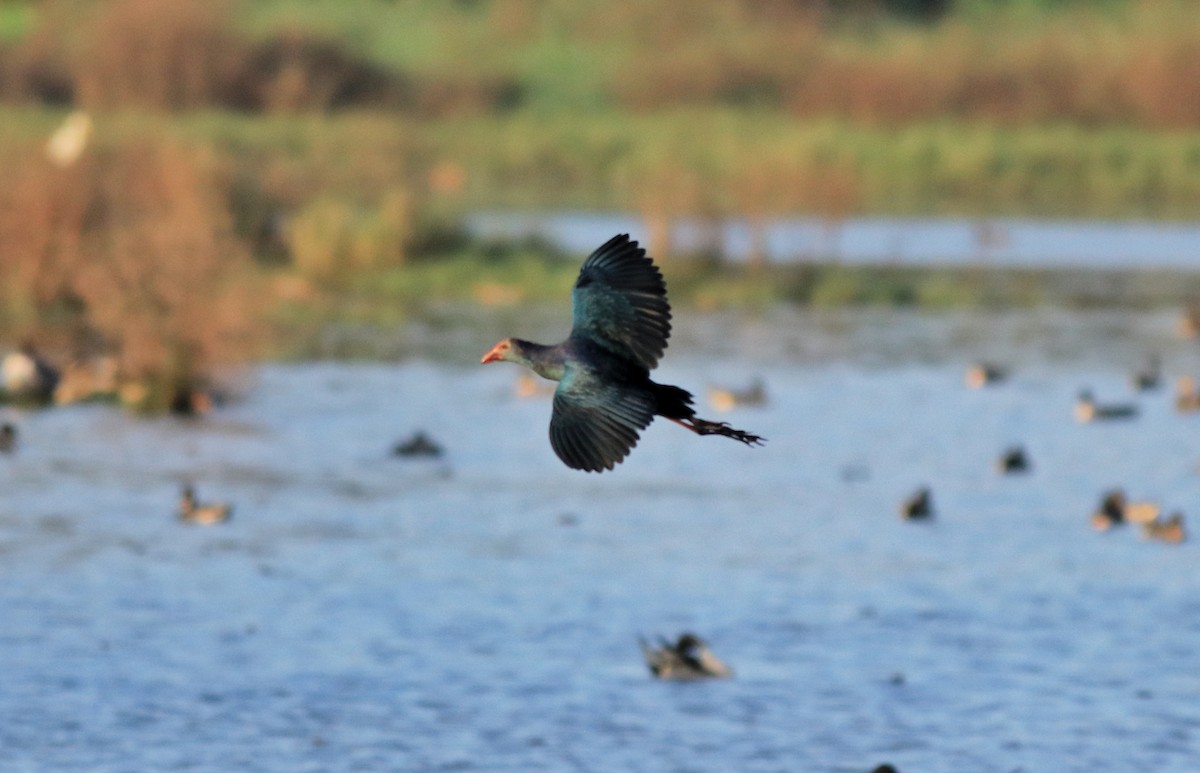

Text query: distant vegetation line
(5, 0), (1200, 218)
(416, 113), (1200, 220)
(4, 0), (1200, 222)
(10, 107), (1200, 220)
(1, 0), (1198, 128)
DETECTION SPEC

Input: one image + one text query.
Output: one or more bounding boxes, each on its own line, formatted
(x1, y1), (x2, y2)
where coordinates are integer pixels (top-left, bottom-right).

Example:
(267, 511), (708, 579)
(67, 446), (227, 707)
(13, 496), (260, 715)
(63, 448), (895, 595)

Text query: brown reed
(0, 134), (263, 410)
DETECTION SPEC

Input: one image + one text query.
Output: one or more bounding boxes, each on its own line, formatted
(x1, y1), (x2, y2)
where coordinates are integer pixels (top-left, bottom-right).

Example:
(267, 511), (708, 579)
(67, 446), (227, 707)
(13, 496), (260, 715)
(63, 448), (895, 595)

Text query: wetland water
(469, 211), (1200, 270)
(2, 309), (1200, 772)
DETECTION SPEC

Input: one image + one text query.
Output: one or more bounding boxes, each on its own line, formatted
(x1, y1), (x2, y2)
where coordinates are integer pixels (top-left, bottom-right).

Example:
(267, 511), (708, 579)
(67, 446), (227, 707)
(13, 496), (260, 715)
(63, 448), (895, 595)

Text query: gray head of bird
(481, 338), (527, 366)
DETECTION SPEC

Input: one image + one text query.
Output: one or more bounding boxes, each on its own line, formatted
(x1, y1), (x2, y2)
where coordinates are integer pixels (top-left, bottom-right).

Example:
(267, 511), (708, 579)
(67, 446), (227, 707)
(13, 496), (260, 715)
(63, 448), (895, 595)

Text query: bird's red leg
(667, 417), (765, 446)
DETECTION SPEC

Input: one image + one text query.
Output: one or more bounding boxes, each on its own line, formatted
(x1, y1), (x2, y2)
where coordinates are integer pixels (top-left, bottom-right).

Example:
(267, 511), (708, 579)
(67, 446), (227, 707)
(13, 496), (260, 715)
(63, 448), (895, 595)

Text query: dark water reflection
(2, 310), (1200, 771)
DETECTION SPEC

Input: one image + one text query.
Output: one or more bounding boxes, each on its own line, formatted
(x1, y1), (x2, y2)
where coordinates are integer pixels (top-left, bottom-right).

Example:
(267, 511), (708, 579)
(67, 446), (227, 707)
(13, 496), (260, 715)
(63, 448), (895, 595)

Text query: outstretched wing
(569, 234), (671, 370)
(549, 367), (655, 472)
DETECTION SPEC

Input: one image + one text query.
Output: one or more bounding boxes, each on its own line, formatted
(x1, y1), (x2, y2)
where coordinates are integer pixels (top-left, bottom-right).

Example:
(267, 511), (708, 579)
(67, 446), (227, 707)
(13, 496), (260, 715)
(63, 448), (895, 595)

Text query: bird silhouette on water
(639, 632), (732, 680)
(178, 485), (232, 525)
(482, 234), (763, 472)
(392, 431), (444, 458)
(0, 423), (15, 453)
(996, 445), (1030, 474)
(900, 487), (933, 520)
(1142, 512), (1186, 544)
(964, 362), (1007, 389)
(1091, 489), (1127, 531)
(1091, 488), (1159, 531)
(2, 341), (59, 404)
(1074, 390), (1138, 422)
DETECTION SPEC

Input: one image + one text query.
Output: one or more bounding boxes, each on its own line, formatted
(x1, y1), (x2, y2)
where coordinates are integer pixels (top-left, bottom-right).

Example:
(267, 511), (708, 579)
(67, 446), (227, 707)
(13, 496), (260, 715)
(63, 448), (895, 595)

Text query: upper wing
(549, 367), (655, 472)
(569, 234), (672, 370)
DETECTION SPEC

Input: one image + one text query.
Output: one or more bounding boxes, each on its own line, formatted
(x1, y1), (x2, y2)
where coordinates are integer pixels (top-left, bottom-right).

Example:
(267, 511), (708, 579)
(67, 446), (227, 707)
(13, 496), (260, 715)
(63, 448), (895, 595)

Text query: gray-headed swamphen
(481, 234), (764, 472)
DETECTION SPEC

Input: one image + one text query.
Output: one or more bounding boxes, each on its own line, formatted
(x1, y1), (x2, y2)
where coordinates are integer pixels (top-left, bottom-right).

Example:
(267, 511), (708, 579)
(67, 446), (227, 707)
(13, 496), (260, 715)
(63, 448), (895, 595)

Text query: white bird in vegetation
(45, 111), (93, 168)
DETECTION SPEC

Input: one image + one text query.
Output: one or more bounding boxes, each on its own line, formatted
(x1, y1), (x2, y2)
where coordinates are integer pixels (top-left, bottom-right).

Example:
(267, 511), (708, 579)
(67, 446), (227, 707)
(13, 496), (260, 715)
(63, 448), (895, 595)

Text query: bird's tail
(650, 383), (693, 418)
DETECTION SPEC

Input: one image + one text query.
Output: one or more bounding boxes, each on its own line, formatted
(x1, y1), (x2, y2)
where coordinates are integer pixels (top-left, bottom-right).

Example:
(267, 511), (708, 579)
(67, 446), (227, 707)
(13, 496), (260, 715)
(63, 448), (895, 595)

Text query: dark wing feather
(570, 234), (672, 370)
(549, 369), (655, 472)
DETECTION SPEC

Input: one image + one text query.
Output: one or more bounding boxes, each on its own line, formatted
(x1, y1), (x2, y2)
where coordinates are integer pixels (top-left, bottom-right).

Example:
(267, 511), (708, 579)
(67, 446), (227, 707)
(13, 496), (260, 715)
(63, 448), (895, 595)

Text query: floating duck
(178, 485), (232, 525)
(965, 363), (1007, 389)
(2, 341), (60, 404)
(1175, 376), (1200, 413)
(900, 487), (933, 520)
(996, 446), (1030, 474)
(639, 632), (732, 680)
(481, 234), (763, 472)
(707, 378), (768, 412)
(169, 386), (217, 417)
(392, 431), (444, 458)
(1141, 512), (1186, 544)
(0, 423), (15, 453)
(1091, 488), (1159, 531)
(1091, 489), (1126, 531)
(1074, 390), (1137, 423)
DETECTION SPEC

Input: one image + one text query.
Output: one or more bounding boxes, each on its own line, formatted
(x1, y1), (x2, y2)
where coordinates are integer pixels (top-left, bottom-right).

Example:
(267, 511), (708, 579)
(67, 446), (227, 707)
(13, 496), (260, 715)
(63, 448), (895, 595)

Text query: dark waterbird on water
(178, 485), (232, 525)
(392, 430), (444, 458)
(481, 234), (764, 472)
(996, 445), (1030, 474)
(0, 422), (15, 453)
(900, 486), (933, 520)
(639, 632), (732, 680)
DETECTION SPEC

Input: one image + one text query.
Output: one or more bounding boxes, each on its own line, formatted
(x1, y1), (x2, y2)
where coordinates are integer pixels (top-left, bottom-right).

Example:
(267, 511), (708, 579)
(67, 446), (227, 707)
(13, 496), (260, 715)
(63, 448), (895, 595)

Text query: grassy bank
(7, 106), (1200, 220)
(411, 112), (1200, 219)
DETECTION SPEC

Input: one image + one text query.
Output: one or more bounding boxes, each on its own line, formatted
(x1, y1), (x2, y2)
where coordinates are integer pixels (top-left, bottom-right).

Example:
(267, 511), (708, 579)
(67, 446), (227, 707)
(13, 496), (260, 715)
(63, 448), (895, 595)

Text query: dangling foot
(669, 417), (765, 446)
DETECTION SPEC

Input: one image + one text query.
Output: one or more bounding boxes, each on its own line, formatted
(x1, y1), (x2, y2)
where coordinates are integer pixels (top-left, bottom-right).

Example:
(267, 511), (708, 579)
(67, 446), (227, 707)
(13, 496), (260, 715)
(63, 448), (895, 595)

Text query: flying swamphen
(481, 234), (764, 472)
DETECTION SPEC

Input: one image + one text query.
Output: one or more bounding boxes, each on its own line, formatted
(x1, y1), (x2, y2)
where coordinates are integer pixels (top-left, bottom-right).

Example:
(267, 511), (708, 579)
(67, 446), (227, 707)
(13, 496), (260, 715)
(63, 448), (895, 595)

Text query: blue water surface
(2, 310), (1199, 772)
(468, 211), (1200, 270)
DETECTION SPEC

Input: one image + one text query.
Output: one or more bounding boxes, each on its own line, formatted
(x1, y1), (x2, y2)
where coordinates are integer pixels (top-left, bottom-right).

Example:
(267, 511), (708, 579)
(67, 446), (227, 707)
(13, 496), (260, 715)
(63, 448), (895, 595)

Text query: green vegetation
(0, 3), (31, 42)
(410, 114), (1200, 218)
(5, 1), (1200, 218)
(9, 106), (1200, 219)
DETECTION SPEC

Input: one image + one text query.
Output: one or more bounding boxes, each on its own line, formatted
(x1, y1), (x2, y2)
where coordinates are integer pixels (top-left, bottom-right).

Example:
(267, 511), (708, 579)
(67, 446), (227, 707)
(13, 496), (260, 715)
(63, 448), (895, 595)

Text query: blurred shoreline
(287, 304), (1200, 370)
